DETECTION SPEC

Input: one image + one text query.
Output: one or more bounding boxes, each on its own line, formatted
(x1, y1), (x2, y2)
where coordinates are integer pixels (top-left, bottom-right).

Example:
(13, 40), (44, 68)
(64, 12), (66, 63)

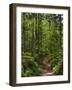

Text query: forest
(21, 12), (63, 77)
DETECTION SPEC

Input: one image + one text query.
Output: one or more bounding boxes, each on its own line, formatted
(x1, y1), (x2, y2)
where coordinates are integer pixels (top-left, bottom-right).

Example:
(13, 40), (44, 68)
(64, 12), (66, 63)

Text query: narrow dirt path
(41, 57), (54, 76)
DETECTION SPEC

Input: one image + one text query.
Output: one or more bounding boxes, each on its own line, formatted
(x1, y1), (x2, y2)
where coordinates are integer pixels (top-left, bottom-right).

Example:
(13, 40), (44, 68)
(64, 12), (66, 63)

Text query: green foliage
(53, 62), (63, 75)
(22, 52), (42, 77)
(21, 13), (63, 77)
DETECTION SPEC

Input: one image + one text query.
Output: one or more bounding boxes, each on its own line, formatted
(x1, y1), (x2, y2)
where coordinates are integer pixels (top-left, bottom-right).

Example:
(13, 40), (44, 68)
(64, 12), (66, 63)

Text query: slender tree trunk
(37, 13), (40, 54)
(31, 14), (35, 55)
(59, 15), (62, 49)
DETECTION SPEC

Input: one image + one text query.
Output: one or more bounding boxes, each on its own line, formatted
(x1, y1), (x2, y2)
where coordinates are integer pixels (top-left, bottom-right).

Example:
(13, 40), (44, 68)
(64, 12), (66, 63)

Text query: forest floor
(41, 57), (54, 76)
(41, 69), (54, 76)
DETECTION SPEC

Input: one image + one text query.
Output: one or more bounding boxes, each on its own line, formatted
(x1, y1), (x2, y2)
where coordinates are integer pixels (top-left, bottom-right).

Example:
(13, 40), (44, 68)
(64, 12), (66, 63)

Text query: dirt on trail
(41, 57), (54, 76)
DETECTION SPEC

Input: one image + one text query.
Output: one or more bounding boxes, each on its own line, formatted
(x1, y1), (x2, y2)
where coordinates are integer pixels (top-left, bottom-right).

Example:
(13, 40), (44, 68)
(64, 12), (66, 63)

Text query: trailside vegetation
(21, 13), (63, 77)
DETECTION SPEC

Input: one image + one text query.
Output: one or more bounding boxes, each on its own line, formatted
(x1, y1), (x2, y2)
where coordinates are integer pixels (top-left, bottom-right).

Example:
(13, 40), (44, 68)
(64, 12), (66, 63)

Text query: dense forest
(21, 13), (63, 77)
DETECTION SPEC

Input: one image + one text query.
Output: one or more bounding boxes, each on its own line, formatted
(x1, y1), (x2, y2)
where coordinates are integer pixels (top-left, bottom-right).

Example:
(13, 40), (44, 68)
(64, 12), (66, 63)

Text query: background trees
(21, 13), (63, 77)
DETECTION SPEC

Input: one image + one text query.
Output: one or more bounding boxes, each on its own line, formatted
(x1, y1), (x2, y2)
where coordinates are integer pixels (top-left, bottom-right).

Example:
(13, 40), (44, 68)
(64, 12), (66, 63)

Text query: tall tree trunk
(32, 14), (35, 55)
(59, 15), (62, 49)
(37, 13), (40, 54)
